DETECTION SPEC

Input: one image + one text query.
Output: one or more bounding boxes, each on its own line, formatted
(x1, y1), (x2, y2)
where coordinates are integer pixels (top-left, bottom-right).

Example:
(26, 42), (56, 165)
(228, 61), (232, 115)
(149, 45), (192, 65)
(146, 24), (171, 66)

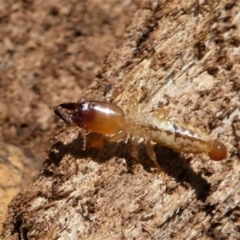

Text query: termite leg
(151, 109), (170, 119)
(130, 138), (139, 159)
(128, 98), (139, 116)
(109, 131), (127, 142)
(145, 140), (162, 170)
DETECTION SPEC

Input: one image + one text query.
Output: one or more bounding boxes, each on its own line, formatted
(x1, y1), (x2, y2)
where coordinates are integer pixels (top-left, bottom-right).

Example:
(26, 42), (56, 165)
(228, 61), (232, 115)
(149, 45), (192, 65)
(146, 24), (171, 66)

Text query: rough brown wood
(0, 142), (38, 233)
(2, 0), (240, 239)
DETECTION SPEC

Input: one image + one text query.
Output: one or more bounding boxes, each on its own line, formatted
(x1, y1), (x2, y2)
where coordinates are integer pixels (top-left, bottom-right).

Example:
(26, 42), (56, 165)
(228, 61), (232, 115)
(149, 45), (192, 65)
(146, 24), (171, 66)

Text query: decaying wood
(2, 0), (240, 239)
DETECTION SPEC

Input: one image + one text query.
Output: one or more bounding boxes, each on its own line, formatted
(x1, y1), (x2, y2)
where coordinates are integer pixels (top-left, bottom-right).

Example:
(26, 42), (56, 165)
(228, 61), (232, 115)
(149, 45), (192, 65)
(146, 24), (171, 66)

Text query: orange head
(54, 101), (125, 135)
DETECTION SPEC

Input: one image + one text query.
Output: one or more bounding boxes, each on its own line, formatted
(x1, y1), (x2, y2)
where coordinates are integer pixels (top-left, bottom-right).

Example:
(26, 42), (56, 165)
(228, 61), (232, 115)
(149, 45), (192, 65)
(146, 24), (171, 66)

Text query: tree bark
(2, 0), (240, 239)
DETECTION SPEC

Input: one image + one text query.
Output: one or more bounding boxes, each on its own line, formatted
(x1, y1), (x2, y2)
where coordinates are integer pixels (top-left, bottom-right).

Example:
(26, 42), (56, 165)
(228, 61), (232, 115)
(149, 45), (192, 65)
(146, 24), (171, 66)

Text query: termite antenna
(208, 140), (227, 161)
(81, 128), (87, 151)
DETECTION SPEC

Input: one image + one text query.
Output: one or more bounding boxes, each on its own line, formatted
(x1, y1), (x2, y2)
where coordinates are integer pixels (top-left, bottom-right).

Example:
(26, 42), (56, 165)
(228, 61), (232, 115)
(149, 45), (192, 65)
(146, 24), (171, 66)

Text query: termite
(54, 100), (227, 168)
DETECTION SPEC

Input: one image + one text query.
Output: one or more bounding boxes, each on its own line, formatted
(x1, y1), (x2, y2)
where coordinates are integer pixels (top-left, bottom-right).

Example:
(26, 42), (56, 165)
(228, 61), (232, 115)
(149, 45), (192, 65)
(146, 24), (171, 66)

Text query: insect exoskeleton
(207, 139), (227, 161)
(54, 101), (125, 134)
(54, 100), (227, 167)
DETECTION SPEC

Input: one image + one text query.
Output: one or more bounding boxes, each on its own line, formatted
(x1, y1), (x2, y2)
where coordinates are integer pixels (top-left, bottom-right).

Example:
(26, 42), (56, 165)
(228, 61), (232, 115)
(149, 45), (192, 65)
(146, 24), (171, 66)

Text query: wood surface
(2, 0), (240, 239)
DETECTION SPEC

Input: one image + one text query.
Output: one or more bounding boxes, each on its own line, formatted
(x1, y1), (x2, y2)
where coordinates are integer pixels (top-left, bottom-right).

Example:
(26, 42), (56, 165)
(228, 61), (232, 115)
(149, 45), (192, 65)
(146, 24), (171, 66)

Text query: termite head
(208, 140), (227, 161)
(54, 101), (125, 134)
(54, 102), (88, 128)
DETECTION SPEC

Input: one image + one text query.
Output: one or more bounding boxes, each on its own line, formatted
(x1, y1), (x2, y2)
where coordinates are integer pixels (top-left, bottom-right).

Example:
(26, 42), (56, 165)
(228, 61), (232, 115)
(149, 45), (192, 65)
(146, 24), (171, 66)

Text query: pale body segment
(124, 114), (211, 155)
(54, 100), (227, 168)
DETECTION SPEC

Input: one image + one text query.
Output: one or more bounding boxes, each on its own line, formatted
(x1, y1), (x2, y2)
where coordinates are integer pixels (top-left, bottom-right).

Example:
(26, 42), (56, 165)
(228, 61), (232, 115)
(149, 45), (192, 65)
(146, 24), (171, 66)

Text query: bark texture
(2, 0), (240, 239)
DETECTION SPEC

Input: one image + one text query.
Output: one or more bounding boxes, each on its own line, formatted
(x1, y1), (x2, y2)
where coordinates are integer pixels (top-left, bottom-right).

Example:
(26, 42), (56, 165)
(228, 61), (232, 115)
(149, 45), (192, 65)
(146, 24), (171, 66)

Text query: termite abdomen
(208, 140), (227, 161)
(54, 101), (125, 135)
